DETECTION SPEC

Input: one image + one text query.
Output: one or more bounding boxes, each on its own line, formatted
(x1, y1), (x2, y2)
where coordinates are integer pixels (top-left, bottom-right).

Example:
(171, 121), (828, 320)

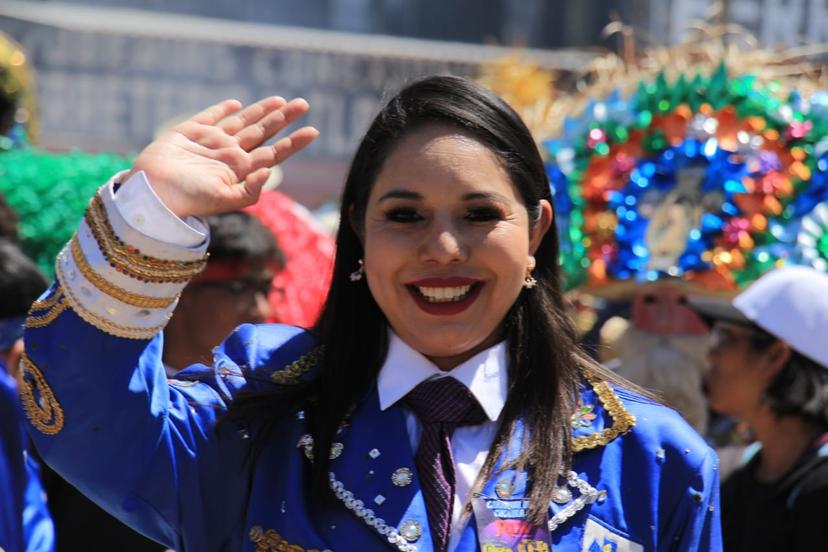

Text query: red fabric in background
(244, 191), (335, 328)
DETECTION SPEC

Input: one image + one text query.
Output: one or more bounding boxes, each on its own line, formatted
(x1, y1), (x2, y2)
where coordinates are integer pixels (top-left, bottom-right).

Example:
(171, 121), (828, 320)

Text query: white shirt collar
(377, 331), (508, 422)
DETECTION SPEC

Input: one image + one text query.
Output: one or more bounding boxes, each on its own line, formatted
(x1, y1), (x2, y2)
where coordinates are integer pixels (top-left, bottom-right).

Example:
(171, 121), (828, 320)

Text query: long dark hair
(229, 75), (625, 524)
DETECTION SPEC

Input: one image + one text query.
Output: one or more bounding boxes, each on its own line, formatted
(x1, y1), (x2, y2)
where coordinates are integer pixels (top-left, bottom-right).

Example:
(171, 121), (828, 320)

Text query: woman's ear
(529, 199), (554, 254)
(762, 340), (792, 381)
(348, 204), (365, 245)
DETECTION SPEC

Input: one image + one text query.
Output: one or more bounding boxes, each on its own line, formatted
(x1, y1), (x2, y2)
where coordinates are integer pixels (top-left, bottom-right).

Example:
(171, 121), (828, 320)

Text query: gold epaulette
(24, 287), (69, 329)
(571, 379), (636, 452)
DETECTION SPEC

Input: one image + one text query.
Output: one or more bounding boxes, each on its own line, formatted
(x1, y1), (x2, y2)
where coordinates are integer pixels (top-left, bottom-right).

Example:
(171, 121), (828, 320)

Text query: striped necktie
(405, 377), (487, 552)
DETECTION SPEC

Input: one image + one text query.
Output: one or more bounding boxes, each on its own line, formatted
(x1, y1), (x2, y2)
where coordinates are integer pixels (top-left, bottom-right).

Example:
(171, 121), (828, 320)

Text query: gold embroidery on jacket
(70, 235), (178, 309)
(56, 258), (167, 340)
(248, 525), (321, 552)
(85, 193), (207, 283)
(25, 288), (69, 329)
(270, 346), (324, 385)
(29, 287), (63, 312)
(20, 354), (64, 435)
(571, 379), (636, 452)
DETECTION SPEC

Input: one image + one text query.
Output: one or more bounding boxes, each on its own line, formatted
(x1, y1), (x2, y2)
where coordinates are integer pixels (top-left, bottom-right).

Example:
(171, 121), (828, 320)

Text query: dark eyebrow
(377, 190), (510, 202)
(377, 190), (422, 202)
(461, 191), (509, 202)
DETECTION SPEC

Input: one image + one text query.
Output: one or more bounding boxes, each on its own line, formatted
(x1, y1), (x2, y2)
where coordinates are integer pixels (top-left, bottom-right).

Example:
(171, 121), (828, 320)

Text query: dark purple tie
(405, 377), (487, 552)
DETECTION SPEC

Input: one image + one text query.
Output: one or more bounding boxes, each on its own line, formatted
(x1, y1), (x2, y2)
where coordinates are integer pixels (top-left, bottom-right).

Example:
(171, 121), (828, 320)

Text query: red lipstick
(405, 277), (484, 316)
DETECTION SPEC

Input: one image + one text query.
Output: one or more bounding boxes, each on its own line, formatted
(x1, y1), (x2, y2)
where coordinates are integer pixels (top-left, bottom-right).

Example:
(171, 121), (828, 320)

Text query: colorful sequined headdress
(486, 31), (828, 297)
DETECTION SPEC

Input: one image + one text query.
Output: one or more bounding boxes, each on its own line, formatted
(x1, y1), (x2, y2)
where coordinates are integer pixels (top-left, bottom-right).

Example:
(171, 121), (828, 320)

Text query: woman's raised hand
(128, 96), (318, 218)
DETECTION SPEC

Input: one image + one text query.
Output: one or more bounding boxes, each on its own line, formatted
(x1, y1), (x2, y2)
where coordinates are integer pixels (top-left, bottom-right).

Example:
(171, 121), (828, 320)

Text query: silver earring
(523, 267), (537, 289)
(349, 259), (364, 282)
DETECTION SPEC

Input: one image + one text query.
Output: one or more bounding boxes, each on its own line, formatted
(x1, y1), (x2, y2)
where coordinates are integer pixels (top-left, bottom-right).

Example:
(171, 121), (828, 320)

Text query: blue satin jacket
(21, 283), (721, 552)
(0, 368), (54, 552)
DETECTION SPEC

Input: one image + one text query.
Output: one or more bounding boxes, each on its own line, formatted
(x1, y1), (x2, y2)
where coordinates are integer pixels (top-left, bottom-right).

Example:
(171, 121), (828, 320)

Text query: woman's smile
(405, 277), (484, 314)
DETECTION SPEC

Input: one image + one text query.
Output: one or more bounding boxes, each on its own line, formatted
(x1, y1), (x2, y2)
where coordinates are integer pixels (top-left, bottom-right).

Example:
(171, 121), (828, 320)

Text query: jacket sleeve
(672, 446), (723, 552)
(19, 172), (252, 551)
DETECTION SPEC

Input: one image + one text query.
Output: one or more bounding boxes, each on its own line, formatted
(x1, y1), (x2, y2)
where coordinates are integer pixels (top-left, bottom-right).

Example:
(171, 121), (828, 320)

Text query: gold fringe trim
(56, 258), (167, 340)
(19, 353), (64, 435)
(270, 346), (324, 385)
(29, 288), (64, 312)
(248, 526), (321, 552)
(24, 299), (69, 329)
(70, 235), (178, 309)
(571, 380), (636, 452)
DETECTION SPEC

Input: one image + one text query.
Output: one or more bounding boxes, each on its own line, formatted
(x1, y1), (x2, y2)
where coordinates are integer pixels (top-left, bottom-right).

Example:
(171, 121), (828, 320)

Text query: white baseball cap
(689, 266), (828, 368)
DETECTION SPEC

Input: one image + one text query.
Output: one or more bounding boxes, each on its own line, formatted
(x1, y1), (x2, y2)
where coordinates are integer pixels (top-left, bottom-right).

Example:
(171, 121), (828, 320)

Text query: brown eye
(466, 207), (502, 222)
(386, 208), (423, 223)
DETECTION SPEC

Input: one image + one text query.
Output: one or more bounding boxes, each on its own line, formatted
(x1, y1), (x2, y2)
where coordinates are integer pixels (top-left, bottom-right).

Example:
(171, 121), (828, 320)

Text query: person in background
(0, 238), (54, 552)
(689, 266), (828, 551)
(162, 211), (284, 374)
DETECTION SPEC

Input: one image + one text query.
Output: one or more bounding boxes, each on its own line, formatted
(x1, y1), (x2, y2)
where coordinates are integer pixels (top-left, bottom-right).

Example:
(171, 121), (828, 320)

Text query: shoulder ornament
(270, 346), (324, 385)
(19, 353), (64, 435)
(24, 287), (69, 329)
(571, 379), (636, 452)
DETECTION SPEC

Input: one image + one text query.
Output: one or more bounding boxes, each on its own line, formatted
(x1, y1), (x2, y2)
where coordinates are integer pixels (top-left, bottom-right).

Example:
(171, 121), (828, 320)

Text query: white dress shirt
(378, 332), (508, 552)
(113, 175), (510, 551)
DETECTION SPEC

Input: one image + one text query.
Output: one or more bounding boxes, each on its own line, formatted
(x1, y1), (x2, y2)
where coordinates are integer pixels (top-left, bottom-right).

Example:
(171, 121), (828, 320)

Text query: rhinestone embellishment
(391, 467), (413, 487)
(329, 442), (344, 459)
(495, 479), (514, 499)
(551, 486), (573, 504)
(547, 471), (603, 533)
(328, 472), (417, 552)
(297, 434), (314, 461)
(399, 520), (423, 542)
(374, 494), (386, 505)
(368, 448), (381, 459)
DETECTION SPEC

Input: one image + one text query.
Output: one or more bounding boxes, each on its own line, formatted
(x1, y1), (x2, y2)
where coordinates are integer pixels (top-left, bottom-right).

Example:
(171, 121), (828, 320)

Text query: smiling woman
(21, 76), (721, 552)
(362, 125), (551, 366)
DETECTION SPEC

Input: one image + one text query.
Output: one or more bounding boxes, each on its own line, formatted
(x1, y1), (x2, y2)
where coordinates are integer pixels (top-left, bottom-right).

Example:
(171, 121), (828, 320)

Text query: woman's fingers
(235, 98), (311, 151)
(213, 167), (272, 212)
(248, 126), (319, 172)
(175, 122), (239, 149)
(190, 99), (243, 125)
(217, 96), (286, 136)
(241, 167), (273, 197)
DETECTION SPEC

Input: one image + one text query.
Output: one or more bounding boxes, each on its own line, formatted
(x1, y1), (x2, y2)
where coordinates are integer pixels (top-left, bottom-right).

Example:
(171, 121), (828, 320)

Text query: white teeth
(416, 285), (472, 303)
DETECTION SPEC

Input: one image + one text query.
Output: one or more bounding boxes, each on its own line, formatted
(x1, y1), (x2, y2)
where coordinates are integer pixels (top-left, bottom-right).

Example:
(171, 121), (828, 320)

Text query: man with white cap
(689, 265), (828, 551)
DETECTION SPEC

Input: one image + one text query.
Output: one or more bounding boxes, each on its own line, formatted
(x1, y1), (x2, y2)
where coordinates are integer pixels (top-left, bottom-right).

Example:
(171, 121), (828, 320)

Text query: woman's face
(704, 321), (777, 419)
(360, 125), (552, 370)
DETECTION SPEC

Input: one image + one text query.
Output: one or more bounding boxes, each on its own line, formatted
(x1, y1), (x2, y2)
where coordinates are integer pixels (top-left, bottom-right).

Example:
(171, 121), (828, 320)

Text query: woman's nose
(418, 220), (467, 264)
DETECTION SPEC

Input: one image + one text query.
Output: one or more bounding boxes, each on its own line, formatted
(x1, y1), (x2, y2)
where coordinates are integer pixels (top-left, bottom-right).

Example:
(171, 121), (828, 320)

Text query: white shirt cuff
(112, 170), (208, 248)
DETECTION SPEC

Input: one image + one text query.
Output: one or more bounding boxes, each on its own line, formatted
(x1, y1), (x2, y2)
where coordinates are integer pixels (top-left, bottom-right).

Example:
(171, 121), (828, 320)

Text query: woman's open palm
(129, 96), (318, 218)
